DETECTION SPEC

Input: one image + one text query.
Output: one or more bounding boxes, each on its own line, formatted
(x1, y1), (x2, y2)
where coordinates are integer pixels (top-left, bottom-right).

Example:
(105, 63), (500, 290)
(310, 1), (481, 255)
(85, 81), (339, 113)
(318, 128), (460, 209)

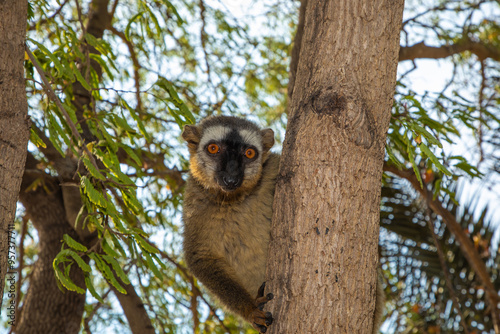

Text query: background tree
(1, 0), (499, 333)
(0, 0), (30, 310)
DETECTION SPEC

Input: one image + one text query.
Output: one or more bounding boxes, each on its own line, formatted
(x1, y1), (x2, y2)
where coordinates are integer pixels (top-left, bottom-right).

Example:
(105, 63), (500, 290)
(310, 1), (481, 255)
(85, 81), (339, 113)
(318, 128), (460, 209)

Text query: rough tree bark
(265, 0), (404, 333)
(0, 0), (30, 311)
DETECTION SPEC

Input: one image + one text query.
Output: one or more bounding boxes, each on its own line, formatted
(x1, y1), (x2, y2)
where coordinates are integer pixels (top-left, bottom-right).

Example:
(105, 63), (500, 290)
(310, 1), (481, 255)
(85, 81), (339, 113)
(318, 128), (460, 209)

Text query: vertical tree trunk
(0, 0), (29, 311)
(266, 0), (404, 333)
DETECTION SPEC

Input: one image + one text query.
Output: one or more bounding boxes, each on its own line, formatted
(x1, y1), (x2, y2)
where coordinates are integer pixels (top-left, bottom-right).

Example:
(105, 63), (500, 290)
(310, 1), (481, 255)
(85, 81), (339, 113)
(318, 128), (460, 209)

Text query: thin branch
(108, 26), (143, 112)
(156, 249), (233, 333)
(399, 40), (500, 62)
(189, 276), (200, 334)
(110, 0), (120, 19)
(83, 289), (112, 331)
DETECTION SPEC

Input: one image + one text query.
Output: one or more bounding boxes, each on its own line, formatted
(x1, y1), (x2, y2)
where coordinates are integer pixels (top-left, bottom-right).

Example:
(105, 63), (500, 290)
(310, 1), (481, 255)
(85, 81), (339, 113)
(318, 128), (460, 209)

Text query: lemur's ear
(182, 124), (201, 152)
(261, 128), (275, 152)
(182, 125), (200, 144)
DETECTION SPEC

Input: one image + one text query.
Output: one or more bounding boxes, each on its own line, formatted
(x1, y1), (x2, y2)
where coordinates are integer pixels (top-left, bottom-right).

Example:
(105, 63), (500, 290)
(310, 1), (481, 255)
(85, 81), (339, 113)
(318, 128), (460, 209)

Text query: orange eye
(245, 148), (256, 159)
(207, 144), (219, 154)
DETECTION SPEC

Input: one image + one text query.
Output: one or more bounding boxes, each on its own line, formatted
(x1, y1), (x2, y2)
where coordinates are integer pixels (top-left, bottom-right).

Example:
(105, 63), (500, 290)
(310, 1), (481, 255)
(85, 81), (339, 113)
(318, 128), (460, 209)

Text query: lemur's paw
(252, 282), (274, 332)
(251, 309), (273, 333)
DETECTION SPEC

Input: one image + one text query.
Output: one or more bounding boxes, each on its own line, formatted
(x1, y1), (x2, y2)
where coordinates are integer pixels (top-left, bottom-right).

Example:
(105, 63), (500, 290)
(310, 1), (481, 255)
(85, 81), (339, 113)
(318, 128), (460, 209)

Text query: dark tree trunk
(17, 154), (86, 334)
(265, 0), (404, 333)
(0, 0), (29, 312)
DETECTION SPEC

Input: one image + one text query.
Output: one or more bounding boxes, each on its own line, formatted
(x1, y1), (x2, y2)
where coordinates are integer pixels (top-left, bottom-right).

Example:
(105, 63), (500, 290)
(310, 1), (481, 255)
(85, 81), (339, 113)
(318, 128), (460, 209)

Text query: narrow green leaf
(162, 0), (184, 24)
(419, 143), (452, 176)
(134, 234), (158, 254)
(122, 99), (151, 141)
(54, 267), (85, 293)
(102, 255), (130, 285)
(82, 156), (106, 181)
(90, 253), (127, 294)
(89, 54), (114, 80)
(410, 123), (442, 148)
(102, 238), (121, 258)
(85, 276), (105, 303)
(63, 234), (88, 252)
(407, 145), (423, 188)
(125, 12), (145, 41)
(81, 176), (108, 208)
(70, 62), (92, 90)
(143, 250), (163, 280)
(30, 128), (47, 148)
(66, 250), (91, 273)
(28, 38), (68, 78)
(110, 233), (127, 256)
(113, 113), (136, 133)
(119, 144), (142, 166)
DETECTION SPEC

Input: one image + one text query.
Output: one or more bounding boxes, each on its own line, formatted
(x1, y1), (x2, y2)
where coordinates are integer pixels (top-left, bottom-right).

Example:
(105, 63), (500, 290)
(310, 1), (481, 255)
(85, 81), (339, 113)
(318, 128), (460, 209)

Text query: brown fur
(182, 116), (278, 331)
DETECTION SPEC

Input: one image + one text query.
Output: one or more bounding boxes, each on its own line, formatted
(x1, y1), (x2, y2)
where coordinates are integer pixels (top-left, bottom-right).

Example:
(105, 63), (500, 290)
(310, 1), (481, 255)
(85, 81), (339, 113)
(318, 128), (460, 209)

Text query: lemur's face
(182, 116), (274, 194)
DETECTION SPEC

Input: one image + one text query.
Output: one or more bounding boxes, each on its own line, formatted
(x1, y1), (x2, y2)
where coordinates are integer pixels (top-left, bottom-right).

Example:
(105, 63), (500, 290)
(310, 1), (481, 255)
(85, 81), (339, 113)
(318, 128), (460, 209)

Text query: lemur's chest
(210, 200), (271, 296)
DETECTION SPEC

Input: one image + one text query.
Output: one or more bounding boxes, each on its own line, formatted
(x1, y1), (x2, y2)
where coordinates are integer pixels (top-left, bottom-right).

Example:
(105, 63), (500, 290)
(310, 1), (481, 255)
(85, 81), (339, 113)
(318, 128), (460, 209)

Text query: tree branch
(111, 276), (155, 334)
(108, 26), (143, 113)
(399, 40), (500, 62)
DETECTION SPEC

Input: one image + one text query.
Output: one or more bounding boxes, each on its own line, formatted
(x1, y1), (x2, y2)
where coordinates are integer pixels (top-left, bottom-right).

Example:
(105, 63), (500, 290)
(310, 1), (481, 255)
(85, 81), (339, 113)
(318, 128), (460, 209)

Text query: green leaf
(53, 267), (85, 294)
(90, 253), (127, 294)
(113, 113), (136, 133)
(119, 144), (142, 167)
(84, 33), (109, 56)
(155, 77), (195, 126)
(143, 250), (163, 280)
(70, 62), (92, 91)
(410, 123), (442, 148)
(134, 234), (159, 254)
(386, 144), (403, 168)
(47, 112), (66, 157)
(102, 255), (130, 284)
(89, 54), (114, 80)
(419, 143), (452, 176)
(102, 237), (121, 258)
(125, 12), (145, 41)
(67, 250), (91, 273)
(110, 232), (127, 256)
(63, 234), (88, 252)
(81, 176), (108, 208)
(122, 99), (151, 141)
(30, 128), (46, 148)
(82, 156), (106, 181)
(162, 0), (184, 24)
(145, 5), (161, 38)
(407, 145), (423, 189)
(85, 276), (105, 303)
(28, 38), (69, 78)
